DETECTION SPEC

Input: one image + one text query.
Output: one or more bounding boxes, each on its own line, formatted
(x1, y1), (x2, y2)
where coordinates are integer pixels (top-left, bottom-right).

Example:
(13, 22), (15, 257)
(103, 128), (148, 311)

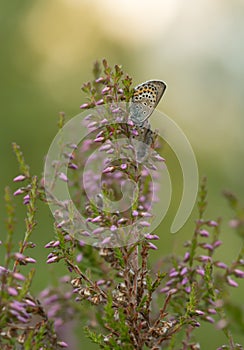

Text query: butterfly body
(130, 80), (166, 127)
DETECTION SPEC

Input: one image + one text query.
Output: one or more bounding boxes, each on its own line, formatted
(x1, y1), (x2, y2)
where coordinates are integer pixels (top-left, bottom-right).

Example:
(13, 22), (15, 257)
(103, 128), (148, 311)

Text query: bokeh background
(0, 0), (244, 348)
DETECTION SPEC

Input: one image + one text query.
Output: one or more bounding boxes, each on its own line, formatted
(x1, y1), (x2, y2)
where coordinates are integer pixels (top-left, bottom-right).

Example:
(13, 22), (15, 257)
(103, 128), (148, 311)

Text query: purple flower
(94, 136), (105, 142)
(47, 256), (59, 264)
(76, 253), (83, 263)
(144, 234), (159, 240)
(227, 276), (238, 287)
(59, 173), (68, 182)
(23, 194), (30, 205)
(12, 272), (25, 281)
(120, 164), (127, 170)
(132, 210), (139, 217)
(183, 252), (190, 262)
(25, 257), (36, 264)
(101, 236), (111, 245)
(213, 240), (222, 248)
(196, 267), (205, 276)
(96, 99), (104, 106)
(195, 310), (205, 316)
(13, 188), (24, 196)
(80, 103), (89, 109)
(101, 86), (110, 94)
(208, 220), (218, 227)
(169, 270), (179, 278)
(92, 216), (102, 223)
(199, 229), (209, 237)
(13, 174), (26, 182)
(110, 225), (117, 232)
(180, 267), (188, 276)
(198, 255), (212, 262)
(233, 269), (244, 278)
(147, 242), (158, 250)
(139, 221), (151, 227)
(7, 286), (18, 296)
(215, 261), (227, 269)
(202, 243), (213, 251)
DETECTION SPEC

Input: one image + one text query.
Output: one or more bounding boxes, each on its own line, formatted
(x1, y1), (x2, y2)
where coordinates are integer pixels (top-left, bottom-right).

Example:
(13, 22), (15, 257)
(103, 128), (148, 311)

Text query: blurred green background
(0, 0), (244, 348)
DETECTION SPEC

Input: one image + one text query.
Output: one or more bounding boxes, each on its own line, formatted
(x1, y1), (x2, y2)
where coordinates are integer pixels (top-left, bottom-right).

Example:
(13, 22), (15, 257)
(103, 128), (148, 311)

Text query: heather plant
(0, 60), (244, 349)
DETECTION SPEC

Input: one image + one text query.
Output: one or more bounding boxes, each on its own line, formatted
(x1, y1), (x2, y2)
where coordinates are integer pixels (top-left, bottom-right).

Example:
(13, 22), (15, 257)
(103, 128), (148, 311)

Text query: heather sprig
(0, 60), (243, 349)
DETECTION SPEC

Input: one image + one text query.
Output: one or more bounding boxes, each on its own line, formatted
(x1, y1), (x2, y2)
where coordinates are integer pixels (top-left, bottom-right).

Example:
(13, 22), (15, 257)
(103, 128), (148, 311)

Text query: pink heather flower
(233, 269), (244, 278)
(207, 308), (217, 314)
(93, 227), (105, 235)
(199, 255), (212, 262)
(227, 276), (238, 287)
(183, 252), (190, 262)
(12, 272), (25, 281)
(196, 267), (205, 276)
(99, 144), (112, 151)
(78, 240), (85, 247)
(14, 253), (26, 261)
(103, 166), (115, 173)
(199, 229), (210, 237)
(25, 257), (36, 264)
(140, 211), (152, 217)
(110, 225), (117, 232)
(181, 277), (188, 285)
(216, 319), (228, 330)
(229, 219), (239, 228)
(97, 279), (105, 286)
(153, 154), (165, 162)
(112, 107), (121, 113)
(13, 174), (26, 182)
(169, 270), (179, 278)
(7, 286), (18, 296)
(132, 210), (139, 217)
(147, 242), (158, 250)
(101, 86), (110, 94)
(180, 267), (188, 276)
(144, 234), (159, 240)
(59, 173), (68, 182)
(68, 163), (78, 170)
(195, 310), (205, 316)
(215, 261), (228, 269)
(91, 216), (102, 223)
(23, 194), (30, 205)
(139, 221), (151, 227)
(76, 253), (83, 263)
(57, 341), (68, 348)
(47, 256), (59, 264)
(96, 99), (104, 105)
(168, 288), (178, 295)
(87, 121), (98, 128)
(208, 220), (218, 227)
(205, 316), (215, 323)
(132, 129), (138, 136)
(120, 163), (127, 170)
(80, 103), (89, 109)
(160, 287), (170, 293)
(13, 188), (24, 196)
(95, 77), (105, 83)
(94, 136), (105, 142)
(101, 236), (111, 245)
(202, 243), (213, 251)
(185, 286), (191, 293)
(213, 240), (222, 248)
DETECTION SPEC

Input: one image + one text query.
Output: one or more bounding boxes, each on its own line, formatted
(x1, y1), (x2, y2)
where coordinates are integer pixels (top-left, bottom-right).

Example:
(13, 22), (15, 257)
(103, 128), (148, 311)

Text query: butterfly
(129, 80), (166, 127)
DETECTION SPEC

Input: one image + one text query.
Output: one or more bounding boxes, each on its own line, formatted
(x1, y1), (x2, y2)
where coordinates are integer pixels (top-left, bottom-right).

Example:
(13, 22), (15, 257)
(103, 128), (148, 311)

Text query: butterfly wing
(130, 80), (166, 126)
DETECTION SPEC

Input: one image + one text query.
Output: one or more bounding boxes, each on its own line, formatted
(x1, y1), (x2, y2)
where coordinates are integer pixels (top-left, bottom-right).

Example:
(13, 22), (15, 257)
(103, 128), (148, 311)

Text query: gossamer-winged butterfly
(129, 80), (166, 127)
